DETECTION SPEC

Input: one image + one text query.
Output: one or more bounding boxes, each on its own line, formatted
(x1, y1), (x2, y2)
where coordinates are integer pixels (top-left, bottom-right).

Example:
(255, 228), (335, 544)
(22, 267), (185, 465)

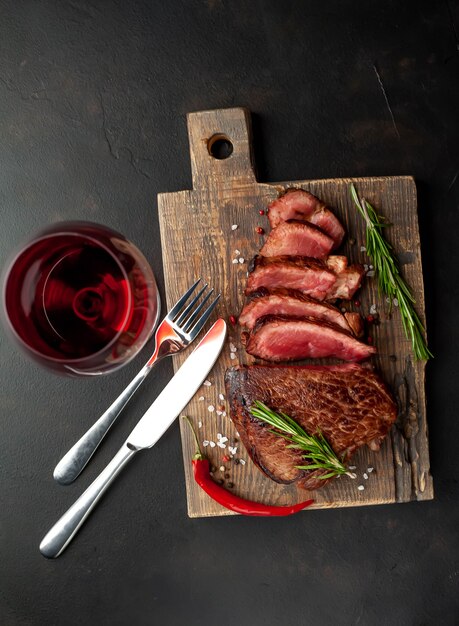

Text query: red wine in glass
(2, 222), (160, 375)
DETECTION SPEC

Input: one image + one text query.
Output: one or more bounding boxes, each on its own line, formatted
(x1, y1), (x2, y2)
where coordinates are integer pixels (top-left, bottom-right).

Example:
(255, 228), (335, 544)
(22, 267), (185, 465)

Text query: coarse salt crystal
(209, 441), (216, 448)
(369, 265), (374, 269)
(357, 485), (365, 491)
(228, 446), (238, 455)
(198, 421), (202, 429)
(348, 465), (357, 470)
(238, 257), (245, 264)
(369, 304), (377, 315)
(364, 264), (369, 272)
(393, 298), (399, 307)
(208, 405), (215, 412)
(367, 270), (375, 277)
(203, 440), (209, 447)
(367, 467), (374, 473)
(198, 396), (205, 402)
(229, 343), (237, 352)
(360, 246), (366, 252)
(230, 353), (236, 360)
(218, 393), (225, 401)
(363, 473), (369, 480)
(216, 410), (223, 416)
(341, 307), (346, 313)
(232, 258), (239, 264)
(219, 466), (225, 472)
(217, 433), (222, 439)
(234, 249), (240, 255)
(231, 224), (238, 230)
(220, 436), (228, 444)
(217, 441), (226, 449)
(222, 411), (227, 417)
(203, 380), (211, 387)
(239, 459), (246, 465)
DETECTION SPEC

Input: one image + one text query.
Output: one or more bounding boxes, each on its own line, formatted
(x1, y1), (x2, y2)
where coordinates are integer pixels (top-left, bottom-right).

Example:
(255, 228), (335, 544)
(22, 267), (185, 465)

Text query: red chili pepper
(183, 417), (314, 516)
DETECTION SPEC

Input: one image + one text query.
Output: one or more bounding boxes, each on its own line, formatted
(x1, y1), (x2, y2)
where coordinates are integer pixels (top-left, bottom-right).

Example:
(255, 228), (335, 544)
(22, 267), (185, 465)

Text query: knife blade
(40, 318), (227, 558)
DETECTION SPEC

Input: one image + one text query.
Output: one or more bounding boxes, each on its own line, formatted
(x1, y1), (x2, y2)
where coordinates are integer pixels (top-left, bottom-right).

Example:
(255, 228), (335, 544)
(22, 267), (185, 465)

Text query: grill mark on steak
(238, 287), (355, 334)
(225, 364), (397, 490)
(243, 315), (376, 362)
(246, 255), (364, 302)
(259, 220), (334, 260)
(267, 188), (345, 248)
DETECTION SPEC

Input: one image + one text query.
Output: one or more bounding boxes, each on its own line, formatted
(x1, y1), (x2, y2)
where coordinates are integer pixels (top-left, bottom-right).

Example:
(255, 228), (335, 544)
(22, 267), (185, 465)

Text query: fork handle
(53, 363), (152, 485)
(41, 443), (138, 558)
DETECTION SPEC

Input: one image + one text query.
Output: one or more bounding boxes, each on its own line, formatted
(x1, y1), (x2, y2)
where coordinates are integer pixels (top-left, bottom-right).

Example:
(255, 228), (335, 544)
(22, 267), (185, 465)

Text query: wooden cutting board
(157, 107), (433, 518)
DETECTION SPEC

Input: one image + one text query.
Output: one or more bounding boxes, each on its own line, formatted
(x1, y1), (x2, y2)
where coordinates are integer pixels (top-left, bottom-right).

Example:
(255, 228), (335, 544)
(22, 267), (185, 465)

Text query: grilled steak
(267, 189), (345, 248)
(259, 220), (334, 260)
(225, 364), (397, 490)
(243, 315), (376, 362)
(238, 288), (355, 334)
(246, 255), (364, 301)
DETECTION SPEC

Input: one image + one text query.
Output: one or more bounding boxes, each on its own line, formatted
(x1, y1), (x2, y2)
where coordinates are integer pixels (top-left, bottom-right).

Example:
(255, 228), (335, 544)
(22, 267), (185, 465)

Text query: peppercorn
(354, 300), (361, 307)
(366, 315), (374, 323)
(256, 226), (265, 235)
(229, 315), (237, 325)
(259, 209), (265, 215)
(224, 473), (230, 479)
(227, 482), (234, 488)
(367, 336), (373, 344)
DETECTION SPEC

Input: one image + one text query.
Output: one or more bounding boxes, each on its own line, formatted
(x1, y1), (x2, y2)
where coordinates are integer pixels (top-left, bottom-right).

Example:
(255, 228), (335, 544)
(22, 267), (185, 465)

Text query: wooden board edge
(186, 492), (434, 519)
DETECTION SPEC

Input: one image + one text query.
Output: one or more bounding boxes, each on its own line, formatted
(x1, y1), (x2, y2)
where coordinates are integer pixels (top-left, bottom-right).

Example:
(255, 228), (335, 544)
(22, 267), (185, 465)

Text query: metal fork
(53, 279), (220, 485)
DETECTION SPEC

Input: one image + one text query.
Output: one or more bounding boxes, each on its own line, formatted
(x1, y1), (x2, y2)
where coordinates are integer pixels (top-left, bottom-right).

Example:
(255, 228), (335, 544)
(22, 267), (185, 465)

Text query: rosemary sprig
(250, 401), (355, 480)
(350, 184), (432, 361)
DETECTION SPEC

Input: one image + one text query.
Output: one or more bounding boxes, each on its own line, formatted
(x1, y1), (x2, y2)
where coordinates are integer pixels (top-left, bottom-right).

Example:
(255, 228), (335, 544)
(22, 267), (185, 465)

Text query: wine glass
(1, 221), (160, 375)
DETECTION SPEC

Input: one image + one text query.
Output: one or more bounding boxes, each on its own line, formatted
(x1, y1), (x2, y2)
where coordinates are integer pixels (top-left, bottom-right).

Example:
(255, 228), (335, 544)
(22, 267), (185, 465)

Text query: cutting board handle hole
(207, 134), (233, 160)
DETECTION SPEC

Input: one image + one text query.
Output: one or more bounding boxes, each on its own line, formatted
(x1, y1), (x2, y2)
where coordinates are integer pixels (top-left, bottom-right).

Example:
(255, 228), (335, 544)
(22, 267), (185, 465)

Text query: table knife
(40, 318), (226, 558)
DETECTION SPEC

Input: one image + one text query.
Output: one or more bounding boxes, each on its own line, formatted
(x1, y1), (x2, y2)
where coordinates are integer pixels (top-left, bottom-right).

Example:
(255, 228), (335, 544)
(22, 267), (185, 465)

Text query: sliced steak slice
(246, 255), (364, 302)
(225, 364), (397, 490)
(259, 220), (334, 260)
(243, 315), (376, 362)
(267, 188), (345, 247)
(238, 288), (354, 334)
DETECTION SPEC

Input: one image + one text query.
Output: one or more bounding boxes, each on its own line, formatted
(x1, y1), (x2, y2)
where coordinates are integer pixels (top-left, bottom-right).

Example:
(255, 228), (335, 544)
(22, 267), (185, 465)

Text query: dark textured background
(1, 1), (458, 624)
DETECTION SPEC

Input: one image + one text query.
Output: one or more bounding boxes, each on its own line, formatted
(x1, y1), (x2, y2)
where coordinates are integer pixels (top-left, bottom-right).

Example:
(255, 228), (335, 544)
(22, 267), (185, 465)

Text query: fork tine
(175, 283), (208, 326)
(181, 288), (214, 331)
(186, 294), (221, 338)
(167, 278), (201, 321)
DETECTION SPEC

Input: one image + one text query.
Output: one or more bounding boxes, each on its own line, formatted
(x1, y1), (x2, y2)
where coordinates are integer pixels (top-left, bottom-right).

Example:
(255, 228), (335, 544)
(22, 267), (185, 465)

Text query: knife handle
(40, 443), (138, 558)
(53, 363), (152, 485)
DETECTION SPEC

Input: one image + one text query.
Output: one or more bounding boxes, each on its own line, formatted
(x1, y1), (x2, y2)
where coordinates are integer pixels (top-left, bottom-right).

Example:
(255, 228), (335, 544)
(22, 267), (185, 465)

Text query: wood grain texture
(157, 107), (433, 518)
